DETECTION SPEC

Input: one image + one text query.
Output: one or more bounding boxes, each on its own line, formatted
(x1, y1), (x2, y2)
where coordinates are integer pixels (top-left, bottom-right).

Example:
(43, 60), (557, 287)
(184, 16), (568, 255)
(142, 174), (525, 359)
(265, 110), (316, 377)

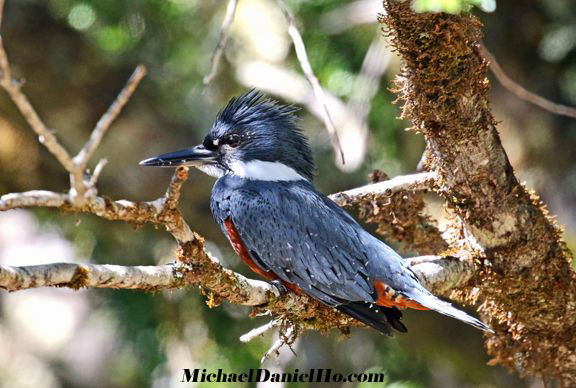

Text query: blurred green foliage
(411, 0), (496, 13)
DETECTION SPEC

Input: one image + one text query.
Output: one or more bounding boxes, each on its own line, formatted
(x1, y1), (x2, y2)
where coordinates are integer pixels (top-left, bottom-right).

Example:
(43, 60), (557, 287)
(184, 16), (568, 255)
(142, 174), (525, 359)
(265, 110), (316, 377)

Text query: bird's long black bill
(139, 145), (216, 167)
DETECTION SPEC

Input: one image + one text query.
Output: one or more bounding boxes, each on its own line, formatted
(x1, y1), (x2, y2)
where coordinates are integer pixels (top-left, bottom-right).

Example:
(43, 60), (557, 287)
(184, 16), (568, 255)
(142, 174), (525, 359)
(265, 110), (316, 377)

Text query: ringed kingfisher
(140, 90), (490, 335)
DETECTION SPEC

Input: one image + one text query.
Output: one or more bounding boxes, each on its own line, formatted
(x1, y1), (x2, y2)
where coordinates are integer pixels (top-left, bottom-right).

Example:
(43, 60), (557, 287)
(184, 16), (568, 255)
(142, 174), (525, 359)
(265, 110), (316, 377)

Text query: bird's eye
(226, 134), (241, 148)
(203, 136), (217, 151)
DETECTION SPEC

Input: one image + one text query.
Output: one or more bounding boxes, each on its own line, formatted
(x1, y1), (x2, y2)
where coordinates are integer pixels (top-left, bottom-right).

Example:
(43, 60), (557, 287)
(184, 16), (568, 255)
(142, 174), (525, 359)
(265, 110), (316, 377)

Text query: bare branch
(69, 65), (146, 202)
(158, 167), (194, 242)
(240, 319), (281, 343)
(0, 190), (68, 210)
(261, 324), (296, 364)
(0, 254), (471, 303)
(0, 261), (276, 302)
(88, 158), (108, 188)
(329, 172), (437, 207)
(277, 0), (345, 164)
(482, 45), (576, 120)
(0, 168), (193, 243)
(407, 255), (476, 294)
(74, 65), (147, 168)
(0, 263), (180, 292)
(0, 190), (158, 222)
(160, 166), (189, 212)
(203, 0), (239, 85)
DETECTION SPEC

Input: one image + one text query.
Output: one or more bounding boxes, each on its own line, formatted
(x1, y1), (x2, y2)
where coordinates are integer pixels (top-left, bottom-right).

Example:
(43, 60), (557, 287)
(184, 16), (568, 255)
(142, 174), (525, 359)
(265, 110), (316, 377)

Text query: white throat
(197, 163), (225, 178)
(228, 160), (307, 181)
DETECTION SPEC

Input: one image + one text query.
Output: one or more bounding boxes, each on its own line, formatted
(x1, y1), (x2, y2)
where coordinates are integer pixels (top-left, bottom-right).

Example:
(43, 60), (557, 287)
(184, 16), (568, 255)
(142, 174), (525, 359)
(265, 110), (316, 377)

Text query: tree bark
(381, 1), (576, 384)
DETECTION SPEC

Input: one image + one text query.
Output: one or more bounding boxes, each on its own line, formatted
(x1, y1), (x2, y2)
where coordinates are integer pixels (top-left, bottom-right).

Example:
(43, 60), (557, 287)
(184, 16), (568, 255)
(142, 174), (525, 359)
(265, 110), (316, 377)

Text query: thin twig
(277, 0), (345, 164)
(240, 319), (281, 342)
(74, 65), (147, 168)
(71, 65), (146, 202)
(158, 167), (194, 242)
(482, 44), (576, 120)
(88, 158), (108, 188)
(161, 166), (189, 211)
(261, 325), (296, 364)
(203, 0), (239, 85)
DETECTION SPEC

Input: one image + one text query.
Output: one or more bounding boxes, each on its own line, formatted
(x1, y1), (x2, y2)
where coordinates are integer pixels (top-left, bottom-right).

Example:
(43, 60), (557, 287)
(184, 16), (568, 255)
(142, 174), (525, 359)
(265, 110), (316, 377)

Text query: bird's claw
(269, 280), (288, 297)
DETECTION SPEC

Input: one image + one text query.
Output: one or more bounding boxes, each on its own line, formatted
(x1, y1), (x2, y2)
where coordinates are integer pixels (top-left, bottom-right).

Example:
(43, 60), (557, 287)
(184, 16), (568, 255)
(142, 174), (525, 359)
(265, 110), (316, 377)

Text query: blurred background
(0, 0), (574, 387)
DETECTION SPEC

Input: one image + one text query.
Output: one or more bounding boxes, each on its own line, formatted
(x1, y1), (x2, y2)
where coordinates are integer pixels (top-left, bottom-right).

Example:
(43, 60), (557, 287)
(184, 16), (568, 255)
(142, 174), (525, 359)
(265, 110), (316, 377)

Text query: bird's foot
(269, 280), (288, 297)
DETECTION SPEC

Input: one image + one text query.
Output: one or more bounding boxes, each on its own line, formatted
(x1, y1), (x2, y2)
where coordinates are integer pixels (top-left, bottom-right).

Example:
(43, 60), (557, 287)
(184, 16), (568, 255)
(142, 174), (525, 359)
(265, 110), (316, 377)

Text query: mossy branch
(382, 1), (576, 383)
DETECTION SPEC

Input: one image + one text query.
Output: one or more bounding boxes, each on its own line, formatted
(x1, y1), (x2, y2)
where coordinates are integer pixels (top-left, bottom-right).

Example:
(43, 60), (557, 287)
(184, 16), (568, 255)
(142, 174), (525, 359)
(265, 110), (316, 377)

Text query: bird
(140, 89), (491, 335)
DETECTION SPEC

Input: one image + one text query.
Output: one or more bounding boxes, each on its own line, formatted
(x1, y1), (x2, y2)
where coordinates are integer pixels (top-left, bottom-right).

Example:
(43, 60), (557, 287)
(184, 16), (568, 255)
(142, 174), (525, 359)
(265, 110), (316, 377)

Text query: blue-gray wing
(222, 181), (380, 305)
(212, 177), (490, 333)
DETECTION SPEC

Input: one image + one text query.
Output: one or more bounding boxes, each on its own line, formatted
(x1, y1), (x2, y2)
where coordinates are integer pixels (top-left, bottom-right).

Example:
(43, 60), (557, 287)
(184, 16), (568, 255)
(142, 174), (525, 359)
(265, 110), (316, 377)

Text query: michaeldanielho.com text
(181, 368), (386, 383)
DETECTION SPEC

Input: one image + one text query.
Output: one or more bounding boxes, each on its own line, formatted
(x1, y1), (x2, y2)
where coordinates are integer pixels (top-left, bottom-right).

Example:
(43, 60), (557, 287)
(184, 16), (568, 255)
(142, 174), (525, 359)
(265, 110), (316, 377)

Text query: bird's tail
(337, 302), (408, 335)
(407, 288), (493, 332)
